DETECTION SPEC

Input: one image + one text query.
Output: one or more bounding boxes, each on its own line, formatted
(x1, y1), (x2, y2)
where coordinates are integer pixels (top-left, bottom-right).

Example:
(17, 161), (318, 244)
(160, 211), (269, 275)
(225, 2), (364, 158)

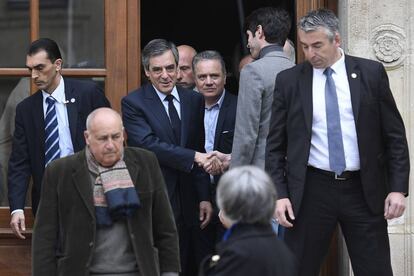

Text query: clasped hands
(195, 151), (231, 175)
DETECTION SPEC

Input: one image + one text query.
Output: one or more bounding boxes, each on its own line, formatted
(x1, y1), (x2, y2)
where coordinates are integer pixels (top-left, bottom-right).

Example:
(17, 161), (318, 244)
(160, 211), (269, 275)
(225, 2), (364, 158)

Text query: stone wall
(339, 0), (413, 275)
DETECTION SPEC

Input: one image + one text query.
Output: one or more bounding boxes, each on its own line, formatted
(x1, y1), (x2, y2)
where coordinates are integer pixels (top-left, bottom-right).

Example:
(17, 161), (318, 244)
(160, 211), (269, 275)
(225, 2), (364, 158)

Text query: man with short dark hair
(266, 9), (409, 276)
(193, 50), (237, 243)
(122, 39), (215, 276)
(8, 38), (110, 239)
(231, 7), (294, 169)
(33, 108), (180, 276)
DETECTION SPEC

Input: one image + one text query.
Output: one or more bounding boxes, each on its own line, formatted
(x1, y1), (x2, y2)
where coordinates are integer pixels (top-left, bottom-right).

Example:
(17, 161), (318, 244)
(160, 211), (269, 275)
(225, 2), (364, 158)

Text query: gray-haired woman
(199, 165), (298, 276)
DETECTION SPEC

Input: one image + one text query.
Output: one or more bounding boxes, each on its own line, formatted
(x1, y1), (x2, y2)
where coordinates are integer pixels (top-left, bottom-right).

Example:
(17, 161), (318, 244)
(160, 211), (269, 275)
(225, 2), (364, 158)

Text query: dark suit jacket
(32, 147), (180, 276)
(199, 223), (298, 276)
(212, 91), (237, 185)
(265, 55), (410, 216)
(8, 78), (110, 214)
(121, 83), (210, 225)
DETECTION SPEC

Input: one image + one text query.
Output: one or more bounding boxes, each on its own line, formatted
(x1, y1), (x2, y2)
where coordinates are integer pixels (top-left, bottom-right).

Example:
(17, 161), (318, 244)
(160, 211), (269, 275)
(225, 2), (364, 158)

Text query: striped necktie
(44, 96), (60, 166)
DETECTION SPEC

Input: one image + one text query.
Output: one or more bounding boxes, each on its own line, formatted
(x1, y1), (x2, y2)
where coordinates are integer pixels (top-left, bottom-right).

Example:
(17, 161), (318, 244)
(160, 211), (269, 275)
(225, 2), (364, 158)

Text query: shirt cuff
(11, 209), (24, 216)
(161, 273), (179, 276)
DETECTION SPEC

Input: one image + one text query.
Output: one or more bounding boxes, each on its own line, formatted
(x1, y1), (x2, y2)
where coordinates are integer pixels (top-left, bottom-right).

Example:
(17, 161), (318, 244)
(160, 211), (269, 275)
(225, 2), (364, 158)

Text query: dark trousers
(285, 168), (392, 276)
(178, 223), (214, 276)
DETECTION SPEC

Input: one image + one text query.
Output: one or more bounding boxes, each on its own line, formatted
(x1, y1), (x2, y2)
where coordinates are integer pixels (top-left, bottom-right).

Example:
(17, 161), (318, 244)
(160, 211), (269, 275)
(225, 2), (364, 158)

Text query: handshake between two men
(195, 151), (231, 175)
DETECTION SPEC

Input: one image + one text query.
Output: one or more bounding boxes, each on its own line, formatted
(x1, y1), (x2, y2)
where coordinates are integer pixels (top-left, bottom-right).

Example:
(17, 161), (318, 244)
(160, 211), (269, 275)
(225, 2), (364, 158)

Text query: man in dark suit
(33, 108), (180, 276)
(121, 39), (215, 276)
(192, 50), (237, 243)
(8, 38), (110, 239)
(265, 9), (409, 276)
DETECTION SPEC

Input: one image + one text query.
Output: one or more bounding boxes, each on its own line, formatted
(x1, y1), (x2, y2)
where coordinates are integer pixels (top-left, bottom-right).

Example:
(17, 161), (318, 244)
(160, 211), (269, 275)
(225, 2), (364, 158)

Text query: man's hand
(195, 151), (222, 174)
(203, 155), (223, 175)
(199, 201), (213, 229)
(194, 152), (210, 167)
(275, 198), (295, 228)
(384, 192), (406, 220)
(204, 151), (231, 175)
(10, 212), (26, 239)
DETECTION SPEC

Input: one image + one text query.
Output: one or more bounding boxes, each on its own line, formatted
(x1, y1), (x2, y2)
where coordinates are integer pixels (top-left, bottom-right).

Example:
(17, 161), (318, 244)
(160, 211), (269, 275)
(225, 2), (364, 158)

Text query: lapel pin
(70, 98), (76, 103)
(351, 73), (357, 79)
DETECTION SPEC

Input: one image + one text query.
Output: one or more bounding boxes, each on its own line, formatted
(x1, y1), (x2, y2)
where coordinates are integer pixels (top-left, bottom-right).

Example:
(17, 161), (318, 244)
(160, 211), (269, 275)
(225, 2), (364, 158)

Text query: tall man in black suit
(192, 50), (237, 243)
(121, 39), (215, 276)
(8, 38), (110, 239)
(265, 9), (409, 276)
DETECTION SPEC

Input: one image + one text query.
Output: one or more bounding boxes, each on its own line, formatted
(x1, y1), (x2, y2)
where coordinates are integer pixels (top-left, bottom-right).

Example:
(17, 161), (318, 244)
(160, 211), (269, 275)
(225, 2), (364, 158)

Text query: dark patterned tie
(44, 96), (60, 166)
(324, 67), (346, 175)
(165, 94), (181, 144)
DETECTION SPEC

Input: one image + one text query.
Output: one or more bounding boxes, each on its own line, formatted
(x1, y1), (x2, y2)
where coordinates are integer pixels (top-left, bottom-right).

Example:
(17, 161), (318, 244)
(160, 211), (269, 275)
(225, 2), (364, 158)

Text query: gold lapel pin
(351, 73), (357, 79)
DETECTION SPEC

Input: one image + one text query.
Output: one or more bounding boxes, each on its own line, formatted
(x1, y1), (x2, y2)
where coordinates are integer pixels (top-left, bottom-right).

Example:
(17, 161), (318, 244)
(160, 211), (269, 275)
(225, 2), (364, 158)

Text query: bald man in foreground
(33, 108), (180, 276)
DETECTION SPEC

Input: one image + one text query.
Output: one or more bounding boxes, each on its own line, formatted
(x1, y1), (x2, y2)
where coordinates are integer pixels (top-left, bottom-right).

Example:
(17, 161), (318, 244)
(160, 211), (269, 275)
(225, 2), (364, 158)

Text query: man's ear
(84, 131), (90, 145)
(256, 25), (264, 39)
(334, 32), (341, 47)
(54, 58), (63, 71)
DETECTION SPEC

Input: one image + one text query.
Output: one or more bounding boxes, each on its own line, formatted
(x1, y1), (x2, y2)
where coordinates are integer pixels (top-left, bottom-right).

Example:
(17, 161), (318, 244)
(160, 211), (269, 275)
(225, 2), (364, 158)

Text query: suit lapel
(178, 87), (189, 146)
(344, 55), (361, 123)
(32, 91), (46, 165)
(214, 93), (229, 149)
(64, 79), (79, 145)
(299, 62), (313, 133)
(144, 85), (177, 143)
(72, 151), (95, 218)
(124, 149), (140, 189)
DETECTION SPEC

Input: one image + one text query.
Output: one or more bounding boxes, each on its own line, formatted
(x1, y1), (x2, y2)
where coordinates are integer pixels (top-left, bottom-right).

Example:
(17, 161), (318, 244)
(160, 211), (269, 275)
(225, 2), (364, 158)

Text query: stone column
(338, 0), (413, 275)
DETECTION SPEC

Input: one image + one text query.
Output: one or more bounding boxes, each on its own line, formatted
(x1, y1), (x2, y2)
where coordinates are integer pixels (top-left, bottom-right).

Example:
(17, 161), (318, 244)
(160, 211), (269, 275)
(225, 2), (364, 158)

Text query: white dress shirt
(42, 76), (74, 158)
(308, 49), (360, 171)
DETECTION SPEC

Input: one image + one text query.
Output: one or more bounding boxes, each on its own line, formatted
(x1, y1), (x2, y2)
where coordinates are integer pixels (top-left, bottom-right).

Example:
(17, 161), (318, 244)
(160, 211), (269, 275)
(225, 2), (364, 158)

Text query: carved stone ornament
(371, 24), (405, 68)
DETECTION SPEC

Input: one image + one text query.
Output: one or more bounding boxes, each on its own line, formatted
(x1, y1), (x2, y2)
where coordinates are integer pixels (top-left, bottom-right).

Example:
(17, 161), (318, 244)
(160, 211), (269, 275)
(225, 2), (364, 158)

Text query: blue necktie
(324, 67), (346, 175)
(44, 96), (60, 166)
(165, 94), (181, 144)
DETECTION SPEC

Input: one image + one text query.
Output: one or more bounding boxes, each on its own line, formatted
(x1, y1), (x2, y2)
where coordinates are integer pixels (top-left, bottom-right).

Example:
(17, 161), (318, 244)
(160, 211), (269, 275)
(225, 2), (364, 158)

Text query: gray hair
(217, 165), (277, 225)
(142, 39), (179, 71)
(192, 50), (227, 75)
(298, 9), (339, 42)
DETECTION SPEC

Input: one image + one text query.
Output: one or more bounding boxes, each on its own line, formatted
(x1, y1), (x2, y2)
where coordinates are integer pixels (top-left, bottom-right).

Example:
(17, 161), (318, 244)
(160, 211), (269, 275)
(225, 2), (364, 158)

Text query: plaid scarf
(85, 147), (140, 227)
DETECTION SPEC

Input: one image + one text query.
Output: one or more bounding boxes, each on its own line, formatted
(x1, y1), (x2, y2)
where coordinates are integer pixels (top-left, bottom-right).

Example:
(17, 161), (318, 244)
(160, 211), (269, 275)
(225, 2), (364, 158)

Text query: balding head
(84, 108), (124, 167)
(177, 45), (197, 89)
(283, 39), (296, 63)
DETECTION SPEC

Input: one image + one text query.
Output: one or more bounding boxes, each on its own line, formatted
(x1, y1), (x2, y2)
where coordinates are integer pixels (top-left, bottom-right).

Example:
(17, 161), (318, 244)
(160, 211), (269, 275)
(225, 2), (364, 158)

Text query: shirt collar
(42, 76), (65, 103)
(205, 90), (226, 110)
(330, 48), (346, 74)
(153, 85), (180, 103)
(258, 44), (283, 59)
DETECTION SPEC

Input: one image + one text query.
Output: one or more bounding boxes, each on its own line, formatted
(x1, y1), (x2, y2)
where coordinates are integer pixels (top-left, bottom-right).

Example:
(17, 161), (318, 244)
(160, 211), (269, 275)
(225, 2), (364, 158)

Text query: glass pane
(39, 0), (104, 68)
(0, 2), (30, 67)
(0, 77), (30, 206)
